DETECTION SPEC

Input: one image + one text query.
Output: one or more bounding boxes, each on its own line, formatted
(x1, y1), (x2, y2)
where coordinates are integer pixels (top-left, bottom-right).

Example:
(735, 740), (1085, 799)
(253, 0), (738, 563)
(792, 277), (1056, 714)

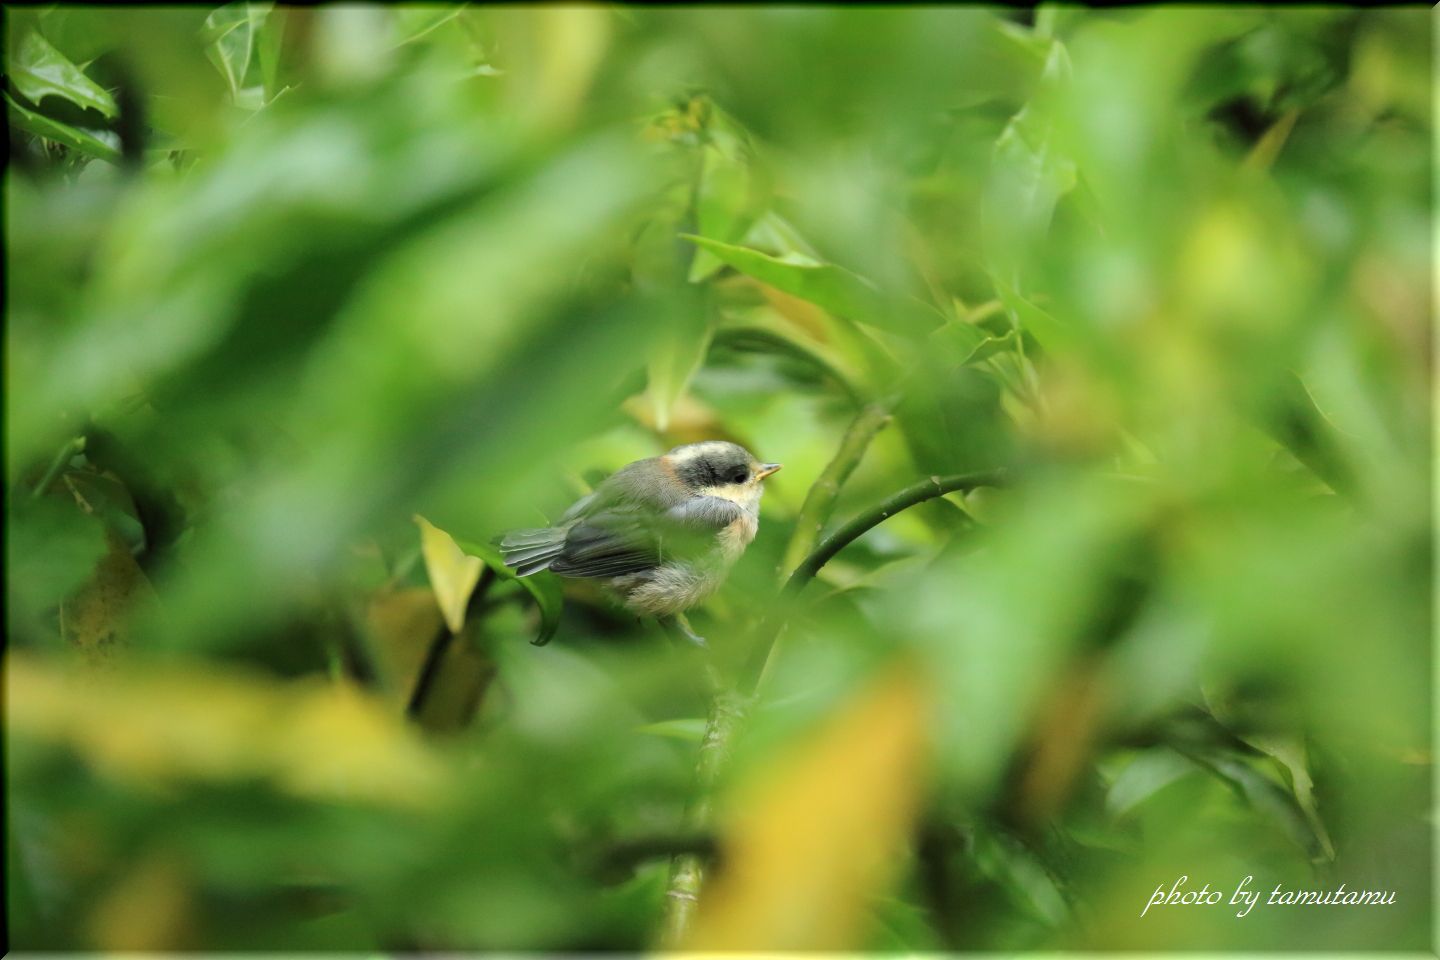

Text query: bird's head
(664, 440), (782, 512)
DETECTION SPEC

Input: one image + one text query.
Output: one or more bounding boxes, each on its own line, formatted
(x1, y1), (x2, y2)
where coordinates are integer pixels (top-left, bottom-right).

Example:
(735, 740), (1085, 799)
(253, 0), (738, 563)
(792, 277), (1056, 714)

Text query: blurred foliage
(4, 5), (1431, 952)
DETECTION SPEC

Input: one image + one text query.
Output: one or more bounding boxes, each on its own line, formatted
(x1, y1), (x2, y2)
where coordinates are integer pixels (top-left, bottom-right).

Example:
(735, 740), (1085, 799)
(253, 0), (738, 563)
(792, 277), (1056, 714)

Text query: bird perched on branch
(496, 441), (782, 646)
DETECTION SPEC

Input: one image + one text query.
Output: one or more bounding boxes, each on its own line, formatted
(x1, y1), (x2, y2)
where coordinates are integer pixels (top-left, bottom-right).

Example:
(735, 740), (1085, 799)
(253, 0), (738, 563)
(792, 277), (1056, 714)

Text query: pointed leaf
(1261, 370), (1355, 498)
(983, 40), (1076, 286)
(4, 91), (120, 163)
(688, 114), (762, 282)
(1177, 742), (1332, 863)
(1243, 732), (1336, 862)
(646, 307), (713, 431)
(741, 209), (821, 259)
(965, 330), (1022, 367)
(684, 235), (939, 335)
(925, 316), (1020, 368)
(991, 272), (1079, 355)
(414, 515), (484, 635)
(393, 6), (464, 47)
(11, 29), (118, 118)
(971, 828), (1071, 927)
(203, 2), (273, 99)
(1105, 748), (1200, 819)
(255, 5), (287, 98)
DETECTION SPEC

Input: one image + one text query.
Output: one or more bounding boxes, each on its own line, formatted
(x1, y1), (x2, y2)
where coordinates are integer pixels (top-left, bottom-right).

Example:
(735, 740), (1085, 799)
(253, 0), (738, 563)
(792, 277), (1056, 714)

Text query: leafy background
(4, 5), (1431, 952)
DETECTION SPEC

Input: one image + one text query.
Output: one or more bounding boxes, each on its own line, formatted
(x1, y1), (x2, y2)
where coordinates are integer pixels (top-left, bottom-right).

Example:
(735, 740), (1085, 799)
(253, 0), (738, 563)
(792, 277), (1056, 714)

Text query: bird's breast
(717, 512), (759, 563)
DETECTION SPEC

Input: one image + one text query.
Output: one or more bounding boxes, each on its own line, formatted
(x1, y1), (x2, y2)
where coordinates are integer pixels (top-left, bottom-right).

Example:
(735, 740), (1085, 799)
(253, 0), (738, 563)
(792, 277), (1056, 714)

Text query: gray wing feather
(547, 505), (656, 579)
(548, 496), (742, 581)
(500, 461), (745, 582)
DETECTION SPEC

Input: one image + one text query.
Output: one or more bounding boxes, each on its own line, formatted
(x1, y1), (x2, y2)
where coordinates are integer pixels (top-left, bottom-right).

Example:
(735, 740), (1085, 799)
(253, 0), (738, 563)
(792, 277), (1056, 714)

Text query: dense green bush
(5, 6), (1430, 951)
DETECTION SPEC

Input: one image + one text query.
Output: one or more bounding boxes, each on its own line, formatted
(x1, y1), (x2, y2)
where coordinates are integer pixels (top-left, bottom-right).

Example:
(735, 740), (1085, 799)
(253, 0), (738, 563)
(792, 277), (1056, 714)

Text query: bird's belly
(608, 512), (756, 617)
(718, 513), (758, 562)
(609, 557), (728, 617)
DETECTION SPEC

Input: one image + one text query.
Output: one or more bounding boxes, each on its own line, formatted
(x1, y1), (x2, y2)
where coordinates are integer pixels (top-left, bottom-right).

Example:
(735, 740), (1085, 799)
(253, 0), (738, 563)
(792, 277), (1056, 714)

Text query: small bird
(496, 441), (782, 646)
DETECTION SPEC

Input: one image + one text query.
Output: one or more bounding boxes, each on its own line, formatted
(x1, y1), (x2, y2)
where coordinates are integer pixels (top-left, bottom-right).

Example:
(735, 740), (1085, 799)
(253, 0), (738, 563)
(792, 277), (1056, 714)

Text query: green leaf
(983, 39), (1076, 287)
(6, 495), (110, 625)
(687, 145), (751, 282)
(254, 6), (287, 98)
(1034, 5), (1088, 40)
(683, 236), (940, 335)
(393, 6), (465, 47)
(687, 109), (764, 282)
(1177, 743), (1333, 862)
(925, 317), (1019, 369)
(203, 2), (273, 98)
(1260, 370), (1355, 498)
(990, 272), (1077, 356)
(1243, 733), (1336, 862)
(1105, 748), (1200, 819)
(928, 313), (989, 358)
(645, 304), (713, 432)
(711, 322), (863, 405)
(964, 330), (1021, 367)
(10, 29), (118, 118)
(741, 210), (820, 259)
(971, 828), (1071, 928)
(459, 539), (564, 647)
(62, 471), (147, 556)
(4, 91), (121, 163)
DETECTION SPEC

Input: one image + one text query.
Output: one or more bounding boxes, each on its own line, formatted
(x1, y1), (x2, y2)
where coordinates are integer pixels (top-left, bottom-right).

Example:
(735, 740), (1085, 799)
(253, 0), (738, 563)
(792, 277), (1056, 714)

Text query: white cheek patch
(702, 482), (762, 511)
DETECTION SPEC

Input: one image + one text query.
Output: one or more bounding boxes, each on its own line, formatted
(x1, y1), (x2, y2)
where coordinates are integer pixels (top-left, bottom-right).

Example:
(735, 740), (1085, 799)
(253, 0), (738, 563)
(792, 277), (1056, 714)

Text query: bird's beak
(756, 463), (783, 480)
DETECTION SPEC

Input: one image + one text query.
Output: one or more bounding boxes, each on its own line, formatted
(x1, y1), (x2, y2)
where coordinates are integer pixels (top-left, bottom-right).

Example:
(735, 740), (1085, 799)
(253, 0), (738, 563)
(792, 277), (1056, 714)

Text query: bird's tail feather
(494, 527), (565, 577)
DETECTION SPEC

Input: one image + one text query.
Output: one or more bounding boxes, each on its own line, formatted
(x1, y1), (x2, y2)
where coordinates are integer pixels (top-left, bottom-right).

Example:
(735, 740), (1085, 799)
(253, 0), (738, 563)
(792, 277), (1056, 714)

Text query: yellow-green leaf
(646, 307), (713, 432)
(686, 665), (929, 950)
(6, 653), (446, 809)
(414, 514), (484, 635)
(684, 235), (941, 336)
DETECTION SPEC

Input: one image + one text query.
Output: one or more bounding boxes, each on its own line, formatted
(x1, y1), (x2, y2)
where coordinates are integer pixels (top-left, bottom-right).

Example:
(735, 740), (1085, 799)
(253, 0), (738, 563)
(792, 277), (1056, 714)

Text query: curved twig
(779, 401), (894, 576)
(741, 469), (1007, 695)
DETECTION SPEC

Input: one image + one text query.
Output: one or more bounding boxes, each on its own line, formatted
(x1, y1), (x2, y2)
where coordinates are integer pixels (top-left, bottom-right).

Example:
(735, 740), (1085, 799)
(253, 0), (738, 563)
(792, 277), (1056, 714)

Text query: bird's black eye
(731, 468), (749, 484)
